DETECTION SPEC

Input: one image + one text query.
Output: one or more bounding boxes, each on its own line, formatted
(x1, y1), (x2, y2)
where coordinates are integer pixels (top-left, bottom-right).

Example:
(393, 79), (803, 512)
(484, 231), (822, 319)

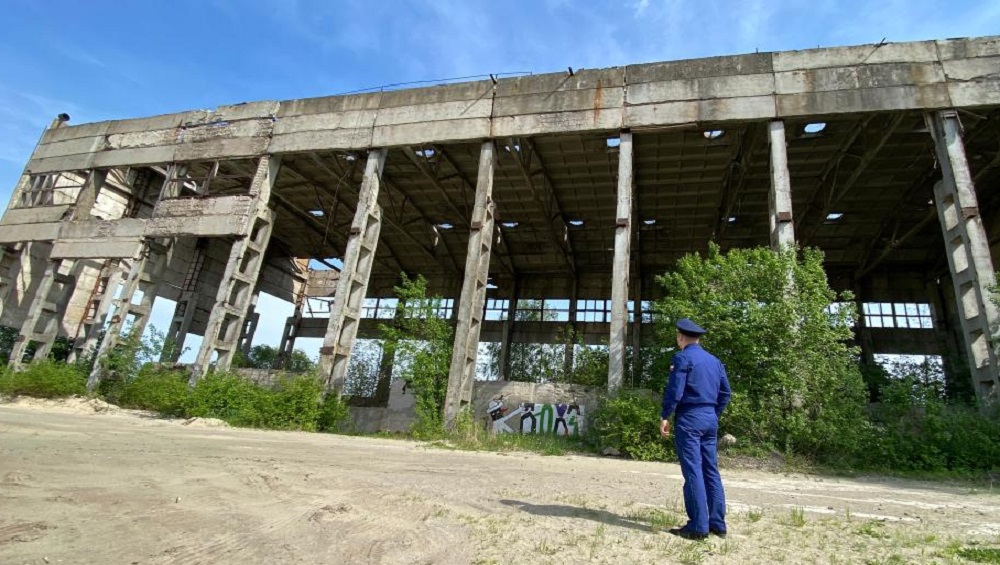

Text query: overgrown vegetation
(590, 390), (673, 461)
(0, 359), (86, 398)
(655, 244), (869, 458)
(2, 245), (999, 477)
(233, 344), (316, 373)
(379, 274), (454, 438)
(592, 244), (1000, 476)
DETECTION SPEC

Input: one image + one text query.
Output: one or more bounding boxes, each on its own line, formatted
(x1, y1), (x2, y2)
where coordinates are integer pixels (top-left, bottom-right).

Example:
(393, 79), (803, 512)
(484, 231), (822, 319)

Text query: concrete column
(374, 304), (404, 404)
(318, 149), (388, 394)
(444, 141), (496, 425)
(87, 245), (152, 388)
(631, 276), (643, 386)
(608, 131), (634, 393)
(852, 282), (876, 366)
(73, 170), (108, 220)
(8, 259), (62, 367)
(768, 120), (796, 250)
(237, 289), (262, 356)
(163, 239), (209, 362)
(68, 260), (126, 364)
(562, 279), (578, 378)
(278, 295), (305, 368)
(498, 279), (518, 381)
(928, 110), (1000, 403)
(932, 275), (968, 396)
(191, 155), (280, 381)
(0, 243), (24, 325)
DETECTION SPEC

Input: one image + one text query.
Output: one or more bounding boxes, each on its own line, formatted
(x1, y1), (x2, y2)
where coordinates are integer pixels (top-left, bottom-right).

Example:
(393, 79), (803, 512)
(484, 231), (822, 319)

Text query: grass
(955, 547), (1000, 563)
(624, 507), (683, 532)
(588, 524), (606, 561)
(0, 360), (87, 398)
(787, 506), (807, 527)
(857, 520), (889, 539)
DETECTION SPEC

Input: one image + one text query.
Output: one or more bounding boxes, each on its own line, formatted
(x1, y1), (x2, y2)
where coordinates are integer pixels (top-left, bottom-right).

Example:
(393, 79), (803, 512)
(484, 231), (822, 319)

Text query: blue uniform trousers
(674, 407), (726, 534)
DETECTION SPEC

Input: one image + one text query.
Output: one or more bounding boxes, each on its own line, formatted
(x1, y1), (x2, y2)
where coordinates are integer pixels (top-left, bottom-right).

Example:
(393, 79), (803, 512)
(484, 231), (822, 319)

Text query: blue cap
(676, 318), (707, 337)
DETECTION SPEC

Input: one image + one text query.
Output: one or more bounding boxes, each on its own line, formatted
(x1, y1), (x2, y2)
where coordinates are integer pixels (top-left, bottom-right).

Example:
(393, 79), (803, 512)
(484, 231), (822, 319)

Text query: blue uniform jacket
(661, 343), (731, 420)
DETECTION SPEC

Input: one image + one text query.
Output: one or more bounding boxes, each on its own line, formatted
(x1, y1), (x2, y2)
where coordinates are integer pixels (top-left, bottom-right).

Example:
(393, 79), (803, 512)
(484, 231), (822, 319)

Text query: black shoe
(710, 528), (727, 538)
(668, 527), (708, 540)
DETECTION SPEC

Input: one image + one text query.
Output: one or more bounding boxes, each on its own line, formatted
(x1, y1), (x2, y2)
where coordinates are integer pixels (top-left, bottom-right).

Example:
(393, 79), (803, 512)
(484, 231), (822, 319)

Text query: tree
(654, 244), (868, 457)
(482, 299), (565, 383)
(380, 274), (454, 437)
(234, 345), (315, 373)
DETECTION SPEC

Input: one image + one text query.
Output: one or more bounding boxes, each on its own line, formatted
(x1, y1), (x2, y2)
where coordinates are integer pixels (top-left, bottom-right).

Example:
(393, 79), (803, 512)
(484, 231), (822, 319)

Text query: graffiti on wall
(487, 395), (585, 435)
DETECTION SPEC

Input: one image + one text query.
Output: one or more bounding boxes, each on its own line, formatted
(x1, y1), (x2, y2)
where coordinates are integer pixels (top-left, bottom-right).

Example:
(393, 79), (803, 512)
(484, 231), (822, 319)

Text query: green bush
(117, 366), (190, 416)
(863, 377), (1000, 472)
(317, 394), (353, 433)
(0, 360), (87, 398)
(590, 390), (674, 461)
(185, 372), (323, 431)
(380, 274), (454, 438)
(655, 244), (870, 459)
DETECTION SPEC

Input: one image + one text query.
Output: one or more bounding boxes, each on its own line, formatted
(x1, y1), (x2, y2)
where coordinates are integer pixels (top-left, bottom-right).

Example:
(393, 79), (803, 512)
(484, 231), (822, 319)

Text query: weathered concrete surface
(21, 36), (1000, 173)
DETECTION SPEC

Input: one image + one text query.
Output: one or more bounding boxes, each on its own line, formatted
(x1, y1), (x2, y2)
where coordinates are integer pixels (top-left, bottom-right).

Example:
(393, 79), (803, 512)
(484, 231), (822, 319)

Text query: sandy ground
(1, 398), (998, 565)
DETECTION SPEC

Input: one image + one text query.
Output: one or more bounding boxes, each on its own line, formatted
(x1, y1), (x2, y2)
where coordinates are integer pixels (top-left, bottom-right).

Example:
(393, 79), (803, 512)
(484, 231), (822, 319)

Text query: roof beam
(802, 113), (904, 246)
(403, 146), (470, 224)
(856, 208), (937, 279)
(309, 153), (452, 274)
(436, 146), (517, 276)
(278, 162), (405, 274)
(713, 124), (759, 241)
(379, 174), (462, 274)
(853, 161), (937, 278)
(795, 117), (874, 234)
(296, 153), (423, 271)
(510, 137), (576, 275)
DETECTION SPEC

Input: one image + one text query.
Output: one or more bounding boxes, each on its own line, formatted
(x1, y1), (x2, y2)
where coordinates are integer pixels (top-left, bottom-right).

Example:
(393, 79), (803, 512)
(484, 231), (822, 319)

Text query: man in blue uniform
(660, 318), (731, 540)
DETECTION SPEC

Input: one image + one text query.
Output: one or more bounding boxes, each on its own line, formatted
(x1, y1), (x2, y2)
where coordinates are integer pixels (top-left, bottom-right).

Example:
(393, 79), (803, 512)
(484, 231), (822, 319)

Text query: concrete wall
(21, 36), (1000, 175)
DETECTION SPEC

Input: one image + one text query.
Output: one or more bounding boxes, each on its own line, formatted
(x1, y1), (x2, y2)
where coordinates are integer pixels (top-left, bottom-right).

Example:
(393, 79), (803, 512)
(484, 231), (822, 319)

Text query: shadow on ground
(499, 499), (655, 533)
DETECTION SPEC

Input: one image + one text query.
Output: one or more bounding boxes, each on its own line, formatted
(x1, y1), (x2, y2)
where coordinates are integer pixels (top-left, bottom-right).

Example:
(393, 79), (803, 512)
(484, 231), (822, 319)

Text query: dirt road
(1, 400), (997, 564)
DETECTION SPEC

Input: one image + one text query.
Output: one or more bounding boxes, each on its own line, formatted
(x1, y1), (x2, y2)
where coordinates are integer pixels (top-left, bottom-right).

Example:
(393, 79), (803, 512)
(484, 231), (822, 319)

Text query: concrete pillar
(191, 155), (280, 381)
(631, 276), (643, 387)
(444, 141), (496, 425)
(86, 242), (168, 388)
(278, 294), (305, 369)
(608, 130), (634, 393)
(373, 298), (406, 402)
(0, 243), (23, 326)
(563, 279), (578, 378)
(498, 279), (518, 381)
(68, 260), (126, 364)
(72, 170), (108, 221)
(768, 120), (796, 250)
(932, 275), (969, 397)
(8, 259), (64, 366)
(237, 289), (262, 356)
(928, 110), (1000, 403)
(318, 149), (388, 394)
(852, 282), (876, 366)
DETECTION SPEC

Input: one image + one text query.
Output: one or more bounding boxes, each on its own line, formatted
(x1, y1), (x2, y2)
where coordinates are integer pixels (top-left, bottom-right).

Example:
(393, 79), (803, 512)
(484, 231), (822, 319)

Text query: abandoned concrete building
(1, 35), (999, 426)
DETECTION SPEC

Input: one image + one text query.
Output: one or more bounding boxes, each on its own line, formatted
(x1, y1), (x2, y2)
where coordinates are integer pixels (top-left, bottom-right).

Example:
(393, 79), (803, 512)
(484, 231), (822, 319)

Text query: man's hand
(660, 419), (671, 439)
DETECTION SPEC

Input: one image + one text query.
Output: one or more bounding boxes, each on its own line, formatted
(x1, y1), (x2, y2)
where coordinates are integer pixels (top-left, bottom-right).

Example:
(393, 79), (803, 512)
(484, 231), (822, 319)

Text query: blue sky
(1, 0), (998, 360)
